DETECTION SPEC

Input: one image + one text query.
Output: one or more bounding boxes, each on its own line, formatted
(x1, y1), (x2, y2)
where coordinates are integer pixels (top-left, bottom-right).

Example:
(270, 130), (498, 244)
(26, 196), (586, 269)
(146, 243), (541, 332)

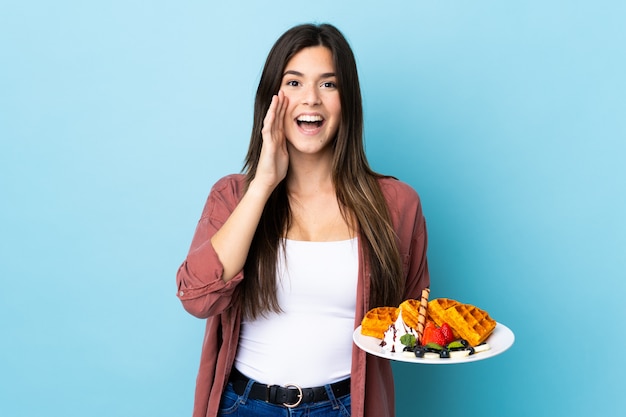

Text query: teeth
(297, 115), (323, 122)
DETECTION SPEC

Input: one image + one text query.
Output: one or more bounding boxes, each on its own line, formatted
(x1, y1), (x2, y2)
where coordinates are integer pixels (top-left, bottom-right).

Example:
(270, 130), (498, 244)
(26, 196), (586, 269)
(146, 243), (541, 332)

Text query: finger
(262, 95), (278, 134)
(276, 91), (288, 132)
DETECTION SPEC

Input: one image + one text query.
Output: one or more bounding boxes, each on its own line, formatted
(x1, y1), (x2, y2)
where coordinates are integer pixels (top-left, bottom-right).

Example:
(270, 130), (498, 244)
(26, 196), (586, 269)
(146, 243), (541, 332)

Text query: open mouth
(296, 114), (325, 130)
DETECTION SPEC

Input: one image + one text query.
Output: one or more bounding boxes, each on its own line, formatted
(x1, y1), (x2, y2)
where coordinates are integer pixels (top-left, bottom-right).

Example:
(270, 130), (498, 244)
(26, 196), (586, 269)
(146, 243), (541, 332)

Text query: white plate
(353, 322), (514, 364)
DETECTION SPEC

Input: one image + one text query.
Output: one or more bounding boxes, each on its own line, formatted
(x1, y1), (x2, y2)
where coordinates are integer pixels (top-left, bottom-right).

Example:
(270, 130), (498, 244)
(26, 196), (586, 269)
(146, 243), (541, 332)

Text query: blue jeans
(218, 379), (351, 417)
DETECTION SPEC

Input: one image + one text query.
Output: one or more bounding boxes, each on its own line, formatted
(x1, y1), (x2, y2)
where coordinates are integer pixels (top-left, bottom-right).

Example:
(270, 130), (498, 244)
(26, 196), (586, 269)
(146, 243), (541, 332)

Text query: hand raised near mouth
(257, 90), (290, 190)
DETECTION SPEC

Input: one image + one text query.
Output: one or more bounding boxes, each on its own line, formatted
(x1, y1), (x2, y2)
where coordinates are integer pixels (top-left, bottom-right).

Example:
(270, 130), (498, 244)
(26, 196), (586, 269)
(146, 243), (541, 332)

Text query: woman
(176, 23), (429, 417)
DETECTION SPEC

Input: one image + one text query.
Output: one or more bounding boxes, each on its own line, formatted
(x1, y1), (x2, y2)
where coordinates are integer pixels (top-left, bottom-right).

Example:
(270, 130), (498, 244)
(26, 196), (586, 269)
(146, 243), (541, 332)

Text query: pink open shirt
(176, 174), (429, 417)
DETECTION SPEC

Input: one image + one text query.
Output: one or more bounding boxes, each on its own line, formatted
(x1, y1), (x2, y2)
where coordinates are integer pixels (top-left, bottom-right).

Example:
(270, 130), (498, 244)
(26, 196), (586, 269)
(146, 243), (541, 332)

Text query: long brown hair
(240, 23), (403, 319)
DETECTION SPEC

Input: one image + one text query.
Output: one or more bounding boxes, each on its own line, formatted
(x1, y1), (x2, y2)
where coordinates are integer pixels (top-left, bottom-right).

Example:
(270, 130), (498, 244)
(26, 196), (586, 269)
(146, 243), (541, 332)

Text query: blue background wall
(1, 1), (624, 416)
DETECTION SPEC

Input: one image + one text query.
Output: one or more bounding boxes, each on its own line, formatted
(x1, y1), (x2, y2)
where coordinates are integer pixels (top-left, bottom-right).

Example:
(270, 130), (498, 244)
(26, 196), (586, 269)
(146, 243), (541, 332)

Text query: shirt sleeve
(176, 175), (246, 318)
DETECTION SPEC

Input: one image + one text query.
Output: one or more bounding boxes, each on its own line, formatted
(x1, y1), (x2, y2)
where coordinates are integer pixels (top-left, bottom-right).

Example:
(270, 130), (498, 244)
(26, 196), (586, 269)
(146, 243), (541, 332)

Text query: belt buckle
(282, 383), (303, 408)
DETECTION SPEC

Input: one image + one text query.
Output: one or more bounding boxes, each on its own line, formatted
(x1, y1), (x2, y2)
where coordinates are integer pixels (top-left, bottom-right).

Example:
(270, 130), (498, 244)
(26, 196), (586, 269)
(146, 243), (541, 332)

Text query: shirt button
(179, 290), (184, 296)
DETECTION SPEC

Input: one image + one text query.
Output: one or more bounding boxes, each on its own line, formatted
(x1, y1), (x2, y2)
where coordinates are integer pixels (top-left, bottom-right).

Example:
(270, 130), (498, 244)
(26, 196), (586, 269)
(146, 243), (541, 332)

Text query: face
(280, 46), (341, 158)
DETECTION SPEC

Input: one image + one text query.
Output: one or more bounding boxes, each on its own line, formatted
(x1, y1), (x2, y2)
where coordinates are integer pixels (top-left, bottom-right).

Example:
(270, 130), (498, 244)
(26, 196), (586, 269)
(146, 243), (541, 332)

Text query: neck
(286, 151), (334, 196)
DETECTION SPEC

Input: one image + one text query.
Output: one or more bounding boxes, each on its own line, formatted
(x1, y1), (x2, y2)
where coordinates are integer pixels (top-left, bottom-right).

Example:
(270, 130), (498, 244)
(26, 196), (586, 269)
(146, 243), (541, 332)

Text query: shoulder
(377, 176), (427, 242)
(200, 174), (246, 219)
(377, 176), (421, 209)
(210, 173), (247, 197)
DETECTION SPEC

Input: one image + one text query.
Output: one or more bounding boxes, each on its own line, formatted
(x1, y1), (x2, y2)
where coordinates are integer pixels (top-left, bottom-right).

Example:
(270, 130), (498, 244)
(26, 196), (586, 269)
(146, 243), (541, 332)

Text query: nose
(302, 84), (321, 105)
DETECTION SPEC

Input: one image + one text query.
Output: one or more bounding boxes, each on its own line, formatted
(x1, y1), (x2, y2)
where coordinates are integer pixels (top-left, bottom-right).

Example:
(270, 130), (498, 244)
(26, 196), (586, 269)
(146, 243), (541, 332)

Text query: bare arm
(210, 91), (289, 282)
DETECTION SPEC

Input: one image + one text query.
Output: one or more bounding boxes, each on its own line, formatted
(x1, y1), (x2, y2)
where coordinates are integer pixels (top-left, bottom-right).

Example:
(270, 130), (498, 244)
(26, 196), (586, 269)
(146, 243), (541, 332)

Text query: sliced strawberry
(421, 322), (437, 345)
(440, 323), (455, 345)
(429, 329), (447, 347)
(422, 322), (447, 346)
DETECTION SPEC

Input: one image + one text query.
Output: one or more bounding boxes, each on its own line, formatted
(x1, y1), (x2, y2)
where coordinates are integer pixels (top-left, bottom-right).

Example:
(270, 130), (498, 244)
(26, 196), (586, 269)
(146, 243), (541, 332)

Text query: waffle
(444, 303), (496, 346)
(427, 298), (496, 346)
(360, 306), (398, 339)
(427, 298), (460, 327)
(399, 299), (421, 329)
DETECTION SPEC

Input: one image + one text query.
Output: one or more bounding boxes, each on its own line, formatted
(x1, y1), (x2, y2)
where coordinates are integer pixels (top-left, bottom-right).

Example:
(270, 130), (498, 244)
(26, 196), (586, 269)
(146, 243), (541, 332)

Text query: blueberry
(413, 346), (426, 358)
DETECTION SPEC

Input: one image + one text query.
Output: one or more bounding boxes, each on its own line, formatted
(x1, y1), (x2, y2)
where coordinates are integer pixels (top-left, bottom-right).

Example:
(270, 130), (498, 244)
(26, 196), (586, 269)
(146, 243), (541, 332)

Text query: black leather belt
(229, 368), (351, 408)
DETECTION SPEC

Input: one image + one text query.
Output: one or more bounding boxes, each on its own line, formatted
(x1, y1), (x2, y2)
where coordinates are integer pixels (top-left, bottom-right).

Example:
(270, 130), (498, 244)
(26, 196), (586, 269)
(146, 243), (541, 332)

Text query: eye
(285, 80), (300, 87)
(321, 81), (337, 88)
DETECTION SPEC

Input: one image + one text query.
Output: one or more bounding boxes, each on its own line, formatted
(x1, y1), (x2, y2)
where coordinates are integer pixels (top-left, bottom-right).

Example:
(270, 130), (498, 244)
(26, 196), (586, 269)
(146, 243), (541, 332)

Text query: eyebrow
(283, 70), (336, 78)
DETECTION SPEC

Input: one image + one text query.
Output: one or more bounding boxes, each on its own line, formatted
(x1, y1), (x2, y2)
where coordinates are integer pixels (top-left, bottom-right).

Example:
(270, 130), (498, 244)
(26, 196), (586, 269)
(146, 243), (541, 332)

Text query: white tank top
(234, 238), (358, 387)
